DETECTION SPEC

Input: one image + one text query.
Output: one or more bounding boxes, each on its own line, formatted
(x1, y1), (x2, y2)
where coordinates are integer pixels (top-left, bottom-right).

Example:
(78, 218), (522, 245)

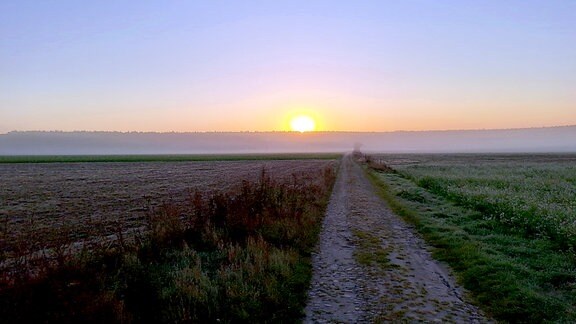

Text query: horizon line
(3, 124), (576, 136)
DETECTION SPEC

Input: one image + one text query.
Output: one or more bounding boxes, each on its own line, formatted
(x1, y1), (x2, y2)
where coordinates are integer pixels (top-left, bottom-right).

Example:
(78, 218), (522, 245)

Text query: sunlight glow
(290, 115), (316, 133)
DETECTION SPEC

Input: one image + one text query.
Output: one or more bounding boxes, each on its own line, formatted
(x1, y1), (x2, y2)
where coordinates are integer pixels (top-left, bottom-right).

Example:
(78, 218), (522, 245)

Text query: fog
(1, 126), (575, 155)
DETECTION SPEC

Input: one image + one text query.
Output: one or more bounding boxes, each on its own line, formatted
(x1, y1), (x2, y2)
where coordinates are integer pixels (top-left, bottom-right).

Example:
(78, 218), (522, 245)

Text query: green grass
(362, 154), (576, 323)
(0, 153), (342, 163)
(389, 154), (576, 250)
(0, 165), (337, 323)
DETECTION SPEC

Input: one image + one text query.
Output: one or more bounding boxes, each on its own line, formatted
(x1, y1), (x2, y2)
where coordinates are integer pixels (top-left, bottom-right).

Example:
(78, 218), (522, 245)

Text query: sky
(1, 1), (575, 133)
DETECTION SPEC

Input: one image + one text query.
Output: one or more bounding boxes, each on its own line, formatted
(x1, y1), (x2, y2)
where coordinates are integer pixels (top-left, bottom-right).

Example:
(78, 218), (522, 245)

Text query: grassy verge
(362, 160), (576, 323)
(0, 166), (337, 323)
(0, 153), (342, 164)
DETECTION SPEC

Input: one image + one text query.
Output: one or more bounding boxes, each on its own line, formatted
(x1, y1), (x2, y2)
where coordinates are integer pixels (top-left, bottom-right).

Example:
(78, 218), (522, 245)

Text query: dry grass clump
(354, 152), (395, 173)
(0, 166), (336, 323)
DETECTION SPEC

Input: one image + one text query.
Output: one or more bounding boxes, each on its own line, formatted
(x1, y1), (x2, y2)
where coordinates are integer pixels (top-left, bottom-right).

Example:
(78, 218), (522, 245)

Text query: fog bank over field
(1, 126), (576, 155)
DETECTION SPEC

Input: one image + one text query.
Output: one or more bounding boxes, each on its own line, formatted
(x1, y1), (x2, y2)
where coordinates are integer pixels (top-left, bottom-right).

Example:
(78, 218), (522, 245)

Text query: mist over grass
(1, 126), (576, 155)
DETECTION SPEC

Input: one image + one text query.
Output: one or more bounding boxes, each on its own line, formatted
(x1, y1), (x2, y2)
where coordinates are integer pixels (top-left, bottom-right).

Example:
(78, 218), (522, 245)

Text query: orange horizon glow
(2, 2), (575, 135)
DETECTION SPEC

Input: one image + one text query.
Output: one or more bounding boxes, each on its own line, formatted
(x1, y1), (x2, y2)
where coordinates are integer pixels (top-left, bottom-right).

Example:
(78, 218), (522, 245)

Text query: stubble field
(0, 159), (336, 256)
(0, 157), (339, 323)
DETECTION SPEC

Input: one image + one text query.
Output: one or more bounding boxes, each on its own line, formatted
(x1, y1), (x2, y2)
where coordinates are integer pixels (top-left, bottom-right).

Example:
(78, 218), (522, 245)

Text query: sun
(290, 115), (316, 132)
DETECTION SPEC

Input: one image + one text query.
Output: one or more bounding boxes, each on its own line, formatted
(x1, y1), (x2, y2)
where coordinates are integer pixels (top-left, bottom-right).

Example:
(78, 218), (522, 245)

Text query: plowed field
(0, 160), (337, 254)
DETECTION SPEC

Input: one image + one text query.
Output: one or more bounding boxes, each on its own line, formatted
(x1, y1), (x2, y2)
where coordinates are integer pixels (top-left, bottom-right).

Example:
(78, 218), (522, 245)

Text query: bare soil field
(0, 160), (337, 255)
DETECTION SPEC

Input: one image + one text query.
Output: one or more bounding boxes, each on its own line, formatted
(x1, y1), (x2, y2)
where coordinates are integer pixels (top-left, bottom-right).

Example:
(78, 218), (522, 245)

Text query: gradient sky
(1, 1), (575, 133)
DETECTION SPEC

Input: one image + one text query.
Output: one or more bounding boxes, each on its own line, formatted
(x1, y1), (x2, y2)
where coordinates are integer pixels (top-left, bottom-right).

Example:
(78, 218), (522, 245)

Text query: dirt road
(304, 155), (489, 322)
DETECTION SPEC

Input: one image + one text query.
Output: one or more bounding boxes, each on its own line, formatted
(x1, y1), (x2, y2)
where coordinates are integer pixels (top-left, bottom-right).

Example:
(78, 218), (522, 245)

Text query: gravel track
(305, 155), (490, 323)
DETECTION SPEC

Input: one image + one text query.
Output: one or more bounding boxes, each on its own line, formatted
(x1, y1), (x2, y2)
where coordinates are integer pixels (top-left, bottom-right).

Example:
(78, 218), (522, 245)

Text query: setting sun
(290, 115), (316, 133)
